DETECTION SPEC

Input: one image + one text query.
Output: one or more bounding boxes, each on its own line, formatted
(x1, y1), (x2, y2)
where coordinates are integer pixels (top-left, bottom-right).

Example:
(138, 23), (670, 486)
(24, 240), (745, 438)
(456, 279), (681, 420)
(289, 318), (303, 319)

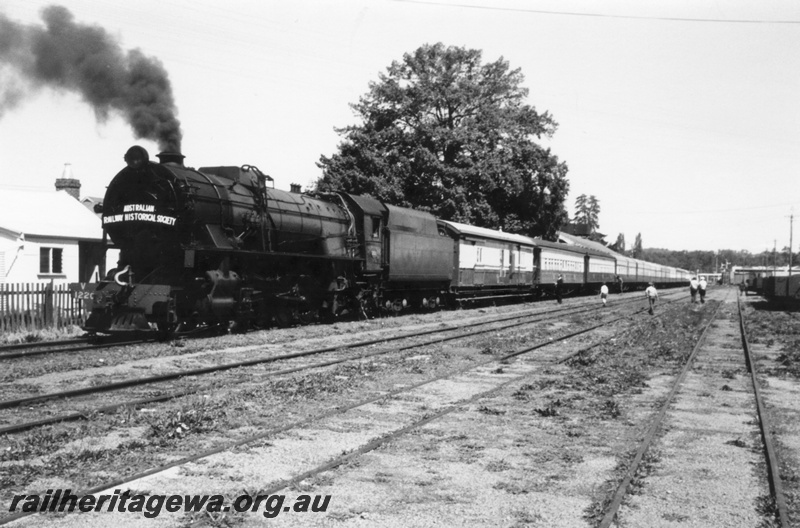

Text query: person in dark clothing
(555, 274), (564, 304)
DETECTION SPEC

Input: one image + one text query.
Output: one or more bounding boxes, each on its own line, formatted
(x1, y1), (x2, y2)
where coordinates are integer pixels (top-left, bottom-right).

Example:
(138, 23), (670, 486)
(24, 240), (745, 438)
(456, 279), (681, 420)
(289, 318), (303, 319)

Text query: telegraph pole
(773, 240), (777, 274)
(788, 211), (794, 297)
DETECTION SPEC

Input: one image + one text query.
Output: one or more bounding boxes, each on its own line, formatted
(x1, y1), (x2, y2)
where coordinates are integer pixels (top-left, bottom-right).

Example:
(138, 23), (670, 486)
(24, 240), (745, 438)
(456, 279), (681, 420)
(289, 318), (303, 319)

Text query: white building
(0, 188), (117, 285)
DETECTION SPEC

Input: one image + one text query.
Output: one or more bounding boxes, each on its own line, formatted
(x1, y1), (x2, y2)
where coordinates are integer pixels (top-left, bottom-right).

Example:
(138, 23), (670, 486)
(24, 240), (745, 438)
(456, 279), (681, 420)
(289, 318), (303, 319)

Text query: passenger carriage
(438, 220), (536, 302)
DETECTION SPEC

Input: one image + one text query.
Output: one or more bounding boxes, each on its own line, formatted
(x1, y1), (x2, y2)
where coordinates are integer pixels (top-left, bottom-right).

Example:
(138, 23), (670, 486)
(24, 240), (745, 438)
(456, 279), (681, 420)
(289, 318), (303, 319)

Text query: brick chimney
(290, 183), (302, 193)
(55, 163), (81, 200)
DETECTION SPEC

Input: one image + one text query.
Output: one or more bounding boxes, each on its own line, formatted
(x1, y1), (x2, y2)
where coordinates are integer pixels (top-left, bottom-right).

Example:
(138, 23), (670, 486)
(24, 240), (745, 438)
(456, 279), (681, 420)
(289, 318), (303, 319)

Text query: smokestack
(56, 163), (81, 200)
(156, 151), (185, 166)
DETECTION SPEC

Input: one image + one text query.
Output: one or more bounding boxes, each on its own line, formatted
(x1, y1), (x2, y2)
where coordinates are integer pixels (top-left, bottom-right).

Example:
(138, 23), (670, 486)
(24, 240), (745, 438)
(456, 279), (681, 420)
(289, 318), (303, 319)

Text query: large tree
(314, 43), (569, 239)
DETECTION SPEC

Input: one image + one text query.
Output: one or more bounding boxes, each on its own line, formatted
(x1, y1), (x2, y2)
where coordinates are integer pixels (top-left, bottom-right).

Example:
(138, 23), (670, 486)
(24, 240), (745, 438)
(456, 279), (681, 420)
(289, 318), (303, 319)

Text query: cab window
(371, 217), (381, 238)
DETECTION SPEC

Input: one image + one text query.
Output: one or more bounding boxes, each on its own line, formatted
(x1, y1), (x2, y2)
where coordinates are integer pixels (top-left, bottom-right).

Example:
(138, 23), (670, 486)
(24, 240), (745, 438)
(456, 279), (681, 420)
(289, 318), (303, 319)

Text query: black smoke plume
(0, 5), (182, 151)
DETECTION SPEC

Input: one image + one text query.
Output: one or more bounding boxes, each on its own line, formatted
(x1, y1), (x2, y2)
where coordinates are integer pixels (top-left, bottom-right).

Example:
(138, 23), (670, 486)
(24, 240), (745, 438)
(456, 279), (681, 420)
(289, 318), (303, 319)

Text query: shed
(0, 189), (116, 284)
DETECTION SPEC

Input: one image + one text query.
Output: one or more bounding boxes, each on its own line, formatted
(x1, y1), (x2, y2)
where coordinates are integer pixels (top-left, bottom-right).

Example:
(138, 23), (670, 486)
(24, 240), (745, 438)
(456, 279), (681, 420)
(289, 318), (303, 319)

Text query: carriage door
(583, 255), (590, 286)
(365, 215), (383, 272)
(510, 247), (517, 284)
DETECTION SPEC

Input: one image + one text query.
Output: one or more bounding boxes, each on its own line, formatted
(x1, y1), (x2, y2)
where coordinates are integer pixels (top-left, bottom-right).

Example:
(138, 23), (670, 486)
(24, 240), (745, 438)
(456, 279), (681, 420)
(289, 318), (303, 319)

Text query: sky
(0, 0), (798, 254)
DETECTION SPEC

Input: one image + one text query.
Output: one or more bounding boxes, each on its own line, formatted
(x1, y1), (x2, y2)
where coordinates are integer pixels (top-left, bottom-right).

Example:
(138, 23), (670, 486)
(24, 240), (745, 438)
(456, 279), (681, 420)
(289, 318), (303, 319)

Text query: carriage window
(371, 217), (381, 238)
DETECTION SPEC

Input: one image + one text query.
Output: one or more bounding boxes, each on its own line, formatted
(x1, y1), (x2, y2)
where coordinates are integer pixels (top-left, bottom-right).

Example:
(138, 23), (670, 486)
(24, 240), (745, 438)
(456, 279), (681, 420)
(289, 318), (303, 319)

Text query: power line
(626, 202), (800, 216)
(392, 0), (800, 24)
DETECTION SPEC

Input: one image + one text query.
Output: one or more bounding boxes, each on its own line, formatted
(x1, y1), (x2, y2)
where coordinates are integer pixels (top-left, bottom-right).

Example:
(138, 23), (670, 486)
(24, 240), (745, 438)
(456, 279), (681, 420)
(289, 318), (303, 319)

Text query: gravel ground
(617, 299), (770, 527)
(742, 294), (800, 527)
(5, 286), (793, 528)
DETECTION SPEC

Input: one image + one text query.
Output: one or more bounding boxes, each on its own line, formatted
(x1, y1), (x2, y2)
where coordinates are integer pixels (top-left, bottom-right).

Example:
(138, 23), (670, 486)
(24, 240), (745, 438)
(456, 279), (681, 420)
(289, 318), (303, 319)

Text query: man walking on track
(689, 276), (699, 303)
(645, 282), (658, 315)
(698, 276), (707, 303)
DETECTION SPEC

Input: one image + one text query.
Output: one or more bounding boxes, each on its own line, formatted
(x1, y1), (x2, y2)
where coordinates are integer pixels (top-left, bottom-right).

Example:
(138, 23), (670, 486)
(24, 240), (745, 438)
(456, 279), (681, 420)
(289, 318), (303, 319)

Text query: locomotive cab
(338, 193), (387, 273)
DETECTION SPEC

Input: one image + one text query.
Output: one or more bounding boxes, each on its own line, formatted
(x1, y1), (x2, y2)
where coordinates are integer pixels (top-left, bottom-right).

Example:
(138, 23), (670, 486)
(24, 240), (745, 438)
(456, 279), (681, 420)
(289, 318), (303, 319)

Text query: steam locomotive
(77, 146), (689, 334)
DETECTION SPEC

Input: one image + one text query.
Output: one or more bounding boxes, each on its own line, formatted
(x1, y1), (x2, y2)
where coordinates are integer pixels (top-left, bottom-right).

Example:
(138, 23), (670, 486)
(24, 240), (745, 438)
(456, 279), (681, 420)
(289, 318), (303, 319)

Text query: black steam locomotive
(77, 146), (689, 335)
(81, 146), (454, 333)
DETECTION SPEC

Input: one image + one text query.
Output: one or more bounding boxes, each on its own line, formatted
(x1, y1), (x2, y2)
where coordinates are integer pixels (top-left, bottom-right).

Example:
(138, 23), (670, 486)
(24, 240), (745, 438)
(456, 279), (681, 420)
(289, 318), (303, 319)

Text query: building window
(40, 247), (63, 274)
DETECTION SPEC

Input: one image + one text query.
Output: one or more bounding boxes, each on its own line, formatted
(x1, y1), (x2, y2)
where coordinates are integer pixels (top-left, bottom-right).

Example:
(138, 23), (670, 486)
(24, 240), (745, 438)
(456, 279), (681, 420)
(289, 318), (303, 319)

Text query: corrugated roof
(439, 220), (537, 246)
(0, 189), (104, 240)
(558, 231), (621, 256)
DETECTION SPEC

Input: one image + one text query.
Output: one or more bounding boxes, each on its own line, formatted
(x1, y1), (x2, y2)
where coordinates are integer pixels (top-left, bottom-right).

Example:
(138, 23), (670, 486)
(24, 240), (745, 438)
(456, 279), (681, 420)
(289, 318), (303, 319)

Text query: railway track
(0, 287), (680, 362)
(595, 289), (788, 527)
(0, 290), (689, 526)
(0, 291), (686, 436)
(0, 337), (154, 361)
(0, 337), (91, 353)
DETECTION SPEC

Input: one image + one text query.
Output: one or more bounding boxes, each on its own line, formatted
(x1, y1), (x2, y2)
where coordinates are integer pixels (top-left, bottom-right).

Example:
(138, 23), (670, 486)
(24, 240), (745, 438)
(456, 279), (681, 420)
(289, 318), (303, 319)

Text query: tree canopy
(632, 233), (643, 259)
(574, 194), (600, 232)
(610, 232), (626, 253)
(314, 43), (569, 240)
(644, 248), (798, 273)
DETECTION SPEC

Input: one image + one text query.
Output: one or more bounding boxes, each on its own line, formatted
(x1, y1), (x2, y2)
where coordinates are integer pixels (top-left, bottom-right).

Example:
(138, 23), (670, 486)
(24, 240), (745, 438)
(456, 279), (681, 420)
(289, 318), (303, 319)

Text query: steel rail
(0, 337), (90, 353)
(737, 294), (790, 527)
(0, 296), (597, 362)
(0, 296), (657, 435)
(597, 293), (726, 528)
(256, 313), (662, 498)
(0, 286), (685, 360)
(0, 294), (666, 412)
(0, 338), (153, 361)
(0, 292), (689, 437)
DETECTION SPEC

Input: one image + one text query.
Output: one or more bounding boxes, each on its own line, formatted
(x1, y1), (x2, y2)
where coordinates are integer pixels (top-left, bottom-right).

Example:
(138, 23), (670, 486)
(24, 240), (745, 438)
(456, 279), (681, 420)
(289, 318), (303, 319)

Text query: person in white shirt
(645, 282), (658, 314)
(698, 276), (708, 303)
(689, 277), (699, 303)
(600, 283), (609, 306)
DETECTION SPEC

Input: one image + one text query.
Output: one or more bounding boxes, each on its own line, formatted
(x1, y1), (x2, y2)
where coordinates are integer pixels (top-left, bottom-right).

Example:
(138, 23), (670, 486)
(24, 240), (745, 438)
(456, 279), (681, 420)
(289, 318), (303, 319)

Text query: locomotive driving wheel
(273, 305), (317, 327)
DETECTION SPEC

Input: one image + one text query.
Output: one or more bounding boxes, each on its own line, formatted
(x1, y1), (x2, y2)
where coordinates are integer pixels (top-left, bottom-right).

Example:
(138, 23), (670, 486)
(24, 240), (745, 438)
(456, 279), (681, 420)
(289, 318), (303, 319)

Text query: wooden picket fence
(0, 282), (87, 333)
